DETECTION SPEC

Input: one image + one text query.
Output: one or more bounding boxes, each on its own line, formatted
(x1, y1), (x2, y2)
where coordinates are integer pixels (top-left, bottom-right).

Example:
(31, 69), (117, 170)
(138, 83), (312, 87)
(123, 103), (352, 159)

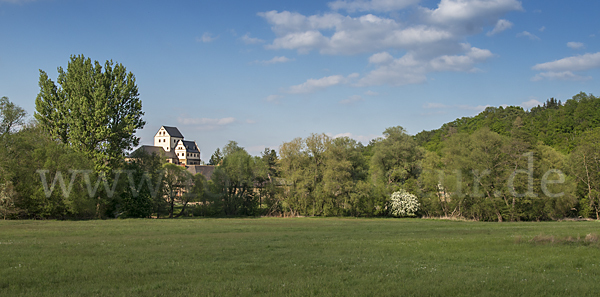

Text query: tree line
(1, 55), (599, 221)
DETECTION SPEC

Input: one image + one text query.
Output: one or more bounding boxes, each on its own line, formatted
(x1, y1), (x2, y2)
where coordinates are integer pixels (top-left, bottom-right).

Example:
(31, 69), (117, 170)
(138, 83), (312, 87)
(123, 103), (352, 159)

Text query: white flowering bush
(390, 189), (419, 217)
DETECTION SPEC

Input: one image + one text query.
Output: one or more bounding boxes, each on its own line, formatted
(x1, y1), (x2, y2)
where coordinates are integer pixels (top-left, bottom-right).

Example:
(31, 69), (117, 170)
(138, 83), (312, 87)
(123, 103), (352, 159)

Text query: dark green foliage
(208, 142), (267, 216)
(1, 124), (95, 219)
(278, 134), (387, 217)
(370, 126), (423, 191)
(119, 149), (165, 218)
(208, 147), (223, 165)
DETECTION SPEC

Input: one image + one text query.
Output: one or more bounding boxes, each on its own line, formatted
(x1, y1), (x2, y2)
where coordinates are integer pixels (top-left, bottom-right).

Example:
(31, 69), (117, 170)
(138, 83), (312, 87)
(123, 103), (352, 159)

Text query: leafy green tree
(0, 166), (17, 219)
(209, 148), (223, 165)
(0, 96), (26, 218)
(187, 173), (210, 216)
(278, 135), (376, 217)
(222, 141), (244, 157)
(321, 137), (370, 216)
(278, 137), (309, 216)
(35, 54), (145, 173)
(261, 148), (279, 180)
(0, 96), (26, 138)
(120, 149), (165, 218)
(215, 146), (266, 216)
(419, 151), (448, 217)
(529, 143), (576, 220)
(174, 173), (206, 218)
(442, 128), (510, 221)
(1, 124), (95, 219)
(569, 128), (600, 219)
(370, 126), (423, 193)
(257, 148), (281, 214)
(162, 163), (192, 218)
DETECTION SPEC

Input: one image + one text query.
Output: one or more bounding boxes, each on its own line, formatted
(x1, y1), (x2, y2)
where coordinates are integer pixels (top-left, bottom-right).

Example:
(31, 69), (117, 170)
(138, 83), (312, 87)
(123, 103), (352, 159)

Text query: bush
(390, 190), (419, 217)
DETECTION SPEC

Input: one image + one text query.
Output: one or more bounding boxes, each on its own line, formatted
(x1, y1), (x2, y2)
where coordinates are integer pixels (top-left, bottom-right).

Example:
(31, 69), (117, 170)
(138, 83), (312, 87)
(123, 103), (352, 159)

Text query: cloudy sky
(1, 0), (599, 161)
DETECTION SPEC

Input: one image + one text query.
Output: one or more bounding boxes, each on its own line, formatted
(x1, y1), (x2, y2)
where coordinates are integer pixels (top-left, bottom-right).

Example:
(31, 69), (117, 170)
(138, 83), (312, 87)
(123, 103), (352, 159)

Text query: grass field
(1, 218), (600, 296)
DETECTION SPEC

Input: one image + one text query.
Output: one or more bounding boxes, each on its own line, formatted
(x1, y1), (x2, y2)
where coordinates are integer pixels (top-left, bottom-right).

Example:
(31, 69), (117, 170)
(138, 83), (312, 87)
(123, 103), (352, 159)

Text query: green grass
(1, 218), (600, 296)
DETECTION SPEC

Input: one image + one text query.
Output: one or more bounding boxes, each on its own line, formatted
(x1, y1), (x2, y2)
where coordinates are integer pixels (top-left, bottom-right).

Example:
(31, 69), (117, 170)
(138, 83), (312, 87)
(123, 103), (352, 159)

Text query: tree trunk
(175, 201), (189, 218)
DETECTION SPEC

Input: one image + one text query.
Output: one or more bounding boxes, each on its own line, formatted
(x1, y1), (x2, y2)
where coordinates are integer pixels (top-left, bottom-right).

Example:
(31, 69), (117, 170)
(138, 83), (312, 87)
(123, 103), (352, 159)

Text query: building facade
(153, 126), (201, 165)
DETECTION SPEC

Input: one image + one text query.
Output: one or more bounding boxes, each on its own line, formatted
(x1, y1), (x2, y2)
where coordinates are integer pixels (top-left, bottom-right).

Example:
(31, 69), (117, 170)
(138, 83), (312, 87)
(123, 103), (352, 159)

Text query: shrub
(390, 189), (419, 217)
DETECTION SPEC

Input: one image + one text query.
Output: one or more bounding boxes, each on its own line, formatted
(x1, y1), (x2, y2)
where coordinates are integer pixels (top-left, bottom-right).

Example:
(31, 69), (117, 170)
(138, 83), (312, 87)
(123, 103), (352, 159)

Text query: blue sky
(2, 0), (600, 161)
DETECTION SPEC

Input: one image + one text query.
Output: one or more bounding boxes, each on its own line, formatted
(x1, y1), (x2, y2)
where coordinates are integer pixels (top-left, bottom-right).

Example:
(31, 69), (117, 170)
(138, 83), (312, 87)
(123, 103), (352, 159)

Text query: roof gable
(182, 140), (199, 153)
(175, 140), (199, 153)
(160, 126), (184, 138)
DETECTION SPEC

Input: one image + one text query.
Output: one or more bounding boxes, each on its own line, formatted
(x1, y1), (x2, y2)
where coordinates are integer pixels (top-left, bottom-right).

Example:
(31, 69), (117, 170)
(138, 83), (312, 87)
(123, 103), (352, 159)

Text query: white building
(153, 126), (201, 165)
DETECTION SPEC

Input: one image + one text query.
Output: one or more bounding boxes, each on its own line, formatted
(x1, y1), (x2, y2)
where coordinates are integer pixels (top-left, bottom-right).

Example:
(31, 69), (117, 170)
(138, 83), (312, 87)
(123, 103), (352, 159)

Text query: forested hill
(415, 92), (600, 154)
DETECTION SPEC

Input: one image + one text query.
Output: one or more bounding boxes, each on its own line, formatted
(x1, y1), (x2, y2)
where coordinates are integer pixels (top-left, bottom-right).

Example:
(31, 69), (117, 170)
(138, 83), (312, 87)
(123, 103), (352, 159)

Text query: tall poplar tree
(35, 54), (145, 173)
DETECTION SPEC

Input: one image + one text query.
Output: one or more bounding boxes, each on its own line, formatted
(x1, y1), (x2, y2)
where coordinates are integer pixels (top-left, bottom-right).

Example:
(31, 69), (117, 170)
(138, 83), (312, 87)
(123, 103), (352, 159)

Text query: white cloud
(457, 104), (490, 112)
(288, 75), (348, 94)
(178, 117), (235, 125)
(259, 3), (523, 55)
(364, 90), (379, 96)
(423, 102), (448, 109)
(531, 71), (591, 82)
(567, 42), (584, 50)
(520, 99), (541, 109)
(357, 53), (428, 86)
(369, 52), (394, 65)
(328, 0), (420, 12)
(254, 56), (294, 65)
(241, 33), (265, 44)
(421, 110), (448, 116)
(429, 45), (493, 71)
(259, 10), (454, 55)
(358, 44), (493, 86)
(539, 26), (545, 32)
(198, 32), (218, 43)
(421, 0), (523, 34)
(532, 52), (600, 72)
(265, 94), (284, 103)
(339, 95), (364, 104)
(177, 117), (236, 130)
(486, 19), (512, 36)
(517, 31), (540, 41)
(260, 1), (521, 89)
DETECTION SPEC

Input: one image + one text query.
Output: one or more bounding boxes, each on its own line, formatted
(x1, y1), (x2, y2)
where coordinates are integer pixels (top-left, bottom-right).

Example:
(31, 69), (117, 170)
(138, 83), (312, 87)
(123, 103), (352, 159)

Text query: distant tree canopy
(415, 92), (600, 154)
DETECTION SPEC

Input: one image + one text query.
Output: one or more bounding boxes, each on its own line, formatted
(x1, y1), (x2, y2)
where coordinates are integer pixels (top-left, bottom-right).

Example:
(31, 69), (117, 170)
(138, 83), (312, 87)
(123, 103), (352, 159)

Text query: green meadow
(1, 218), (600, 296)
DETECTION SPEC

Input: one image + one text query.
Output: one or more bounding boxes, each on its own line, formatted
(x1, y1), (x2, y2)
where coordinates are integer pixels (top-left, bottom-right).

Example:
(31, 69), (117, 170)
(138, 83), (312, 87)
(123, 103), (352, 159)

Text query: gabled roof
(182, 140), (200, 153)
(161, 126), (184, 138)
(176, 140), (200, 153)
(129, 145), (177, 159)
